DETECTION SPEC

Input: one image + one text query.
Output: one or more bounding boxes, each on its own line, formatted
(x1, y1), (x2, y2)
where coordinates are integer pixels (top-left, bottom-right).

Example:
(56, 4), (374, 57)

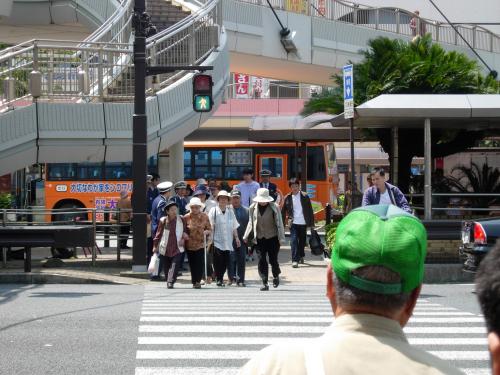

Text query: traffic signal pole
(132, 0), (148, 270)
(131, 0), (213, 270)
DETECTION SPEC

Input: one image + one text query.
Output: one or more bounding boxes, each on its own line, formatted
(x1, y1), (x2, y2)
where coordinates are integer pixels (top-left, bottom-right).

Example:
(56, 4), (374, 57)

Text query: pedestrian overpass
(1, 0), (499, 177)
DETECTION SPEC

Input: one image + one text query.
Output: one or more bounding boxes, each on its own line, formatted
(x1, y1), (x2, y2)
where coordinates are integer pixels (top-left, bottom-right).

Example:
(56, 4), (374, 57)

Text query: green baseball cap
(332, 205), (427, 294)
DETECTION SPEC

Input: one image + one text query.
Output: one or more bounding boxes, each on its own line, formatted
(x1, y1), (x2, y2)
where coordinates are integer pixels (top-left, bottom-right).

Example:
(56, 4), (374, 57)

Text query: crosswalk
(135, 284), (489, 375)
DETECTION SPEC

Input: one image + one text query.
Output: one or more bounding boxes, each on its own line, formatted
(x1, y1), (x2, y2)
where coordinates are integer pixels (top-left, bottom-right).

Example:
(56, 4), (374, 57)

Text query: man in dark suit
(259, 169), (278, 202)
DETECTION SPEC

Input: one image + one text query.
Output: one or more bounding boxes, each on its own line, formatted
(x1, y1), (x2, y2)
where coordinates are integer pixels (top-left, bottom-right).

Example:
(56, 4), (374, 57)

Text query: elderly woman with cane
(244, 188), (285, 291)
(153, 201), (189, 289)
(184, 197), (211, 289)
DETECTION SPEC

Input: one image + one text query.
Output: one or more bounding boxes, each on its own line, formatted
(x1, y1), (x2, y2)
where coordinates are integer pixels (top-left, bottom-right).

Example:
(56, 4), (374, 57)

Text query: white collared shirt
(208, 205), (239, 251)
(292, 192), (306, 225)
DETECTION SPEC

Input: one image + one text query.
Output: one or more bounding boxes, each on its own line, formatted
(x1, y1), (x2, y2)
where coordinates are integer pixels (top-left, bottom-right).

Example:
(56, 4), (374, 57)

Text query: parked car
(460, 218), (500, 272)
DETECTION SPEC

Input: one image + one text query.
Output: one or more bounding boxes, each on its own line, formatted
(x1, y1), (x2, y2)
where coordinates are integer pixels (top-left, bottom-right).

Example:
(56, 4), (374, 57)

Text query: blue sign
(343, 65), (353, 100)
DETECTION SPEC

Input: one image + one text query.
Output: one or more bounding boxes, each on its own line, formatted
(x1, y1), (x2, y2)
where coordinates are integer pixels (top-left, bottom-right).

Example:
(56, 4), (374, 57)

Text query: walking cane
(204, 233), (208, 280)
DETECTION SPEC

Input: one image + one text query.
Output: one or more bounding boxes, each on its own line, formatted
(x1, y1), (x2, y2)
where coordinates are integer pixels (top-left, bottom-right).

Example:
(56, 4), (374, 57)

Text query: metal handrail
(0, 0), (222, 107)
(236, 0), (500, 53)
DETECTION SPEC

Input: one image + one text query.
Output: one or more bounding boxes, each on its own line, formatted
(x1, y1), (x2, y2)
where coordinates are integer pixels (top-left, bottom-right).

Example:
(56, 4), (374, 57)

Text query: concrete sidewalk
(0, 245), (329, 285)
(0, 245), (473, 284)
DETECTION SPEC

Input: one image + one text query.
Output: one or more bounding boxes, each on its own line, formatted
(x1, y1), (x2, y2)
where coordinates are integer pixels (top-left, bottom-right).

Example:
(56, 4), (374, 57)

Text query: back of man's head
(476, 240), (500, 375)
(330, 205), (427, 322)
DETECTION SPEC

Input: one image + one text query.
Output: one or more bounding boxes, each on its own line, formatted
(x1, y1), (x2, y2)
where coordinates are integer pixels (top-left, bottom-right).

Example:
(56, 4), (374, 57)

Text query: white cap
(158, 181), (173, 193)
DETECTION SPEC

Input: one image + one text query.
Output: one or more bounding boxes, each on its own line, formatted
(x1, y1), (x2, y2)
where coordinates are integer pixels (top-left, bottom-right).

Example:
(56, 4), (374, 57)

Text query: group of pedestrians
(144, 167), (316, 291)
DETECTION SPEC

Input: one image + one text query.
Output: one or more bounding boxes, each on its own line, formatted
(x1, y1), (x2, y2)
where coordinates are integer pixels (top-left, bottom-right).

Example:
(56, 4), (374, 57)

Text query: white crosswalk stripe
(135, 284), (489, 375)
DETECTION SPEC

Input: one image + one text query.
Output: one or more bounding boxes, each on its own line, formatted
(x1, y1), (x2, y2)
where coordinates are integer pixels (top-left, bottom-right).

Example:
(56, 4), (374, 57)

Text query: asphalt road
(0, 283), (487, 375)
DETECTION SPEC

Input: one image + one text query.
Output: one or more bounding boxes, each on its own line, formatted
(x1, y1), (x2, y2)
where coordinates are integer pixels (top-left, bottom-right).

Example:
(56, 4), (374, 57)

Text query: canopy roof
(249, 95), (500, 136)
(331, 94), (500, 129)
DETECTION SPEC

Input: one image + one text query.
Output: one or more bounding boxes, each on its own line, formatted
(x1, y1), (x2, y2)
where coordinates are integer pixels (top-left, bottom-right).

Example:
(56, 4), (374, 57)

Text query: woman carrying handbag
(153, 201), (189, 289)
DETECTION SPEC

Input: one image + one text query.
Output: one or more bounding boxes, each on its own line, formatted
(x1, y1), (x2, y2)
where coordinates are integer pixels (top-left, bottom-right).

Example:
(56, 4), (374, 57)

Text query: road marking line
(135, 368), (239, 375)
(408, 338), (488, 345)
(136, 350), (255, 359)
(139, 325), (327, 333)
(404, 327), (486, 333)
(137, 337), (312, 345)
(409, 317), (485, 323)
(140, 311), (333, 316)
(429, 351), (490, 360)
(140, 316), (334, 323)
(412, 312), (475, 316)
(460, 369), (491, 375)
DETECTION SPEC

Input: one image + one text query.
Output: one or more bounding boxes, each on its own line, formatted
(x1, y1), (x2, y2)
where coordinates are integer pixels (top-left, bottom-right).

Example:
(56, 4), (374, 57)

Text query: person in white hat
(184, 197), (212, 289)
(244, 188), (285, 291)
(153, 201), (189, 289)
(208, 190), (241, 287)
(150, 181), (173, 280)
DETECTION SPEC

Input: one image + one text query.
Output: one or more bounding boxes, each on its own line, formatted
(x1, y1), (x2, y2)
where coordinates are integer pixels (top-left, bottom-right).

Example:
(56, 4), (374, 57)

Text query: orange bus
(40, 141), (338, 221)
(179, 141), (338, 215)
(41, 161), (155, 221)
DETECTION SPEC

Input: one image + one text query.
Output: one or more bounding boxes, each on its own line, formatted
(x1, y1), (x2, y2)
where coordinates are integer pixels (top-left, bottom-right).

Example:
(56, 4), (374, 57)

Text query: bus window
(190, 150), (224, 179)
(307, 146), (326, 181)
(105, 162), (132, 180)
(77, 163), (103, 180)
(210, 150), (223, 178)
(224, 166), (249, 180)
(261, 157), (283, 178)
(47, 163), (76, 180)
(184, 150), (193, 179)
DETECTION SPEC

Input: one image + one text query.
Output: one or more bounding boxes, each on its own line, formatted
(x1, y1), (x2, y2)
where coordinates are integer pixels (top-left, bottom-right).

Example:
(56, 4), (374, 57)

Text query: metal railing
(0, 0), (222, 108)
(237, 0), (500, 53)
(408, 192), (500, 219)
(1, 207), (134, 267)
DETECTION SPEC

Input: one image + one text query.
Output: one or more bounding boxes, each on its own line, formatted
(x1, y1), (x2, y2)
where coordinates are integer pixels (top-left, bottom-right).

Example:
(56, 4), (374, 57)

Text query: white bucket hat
(253, 188), (274, 203)
(186, 197), (205, 211)
(216, 190), (231, 200)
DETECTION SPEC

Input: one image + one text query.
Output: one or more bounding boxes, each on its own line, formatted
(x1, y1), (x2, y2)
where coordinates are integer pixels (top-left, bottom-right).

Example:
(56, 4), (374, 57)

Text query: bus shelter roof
(330, 94), (500, 129)
(248, 114), (365, 142)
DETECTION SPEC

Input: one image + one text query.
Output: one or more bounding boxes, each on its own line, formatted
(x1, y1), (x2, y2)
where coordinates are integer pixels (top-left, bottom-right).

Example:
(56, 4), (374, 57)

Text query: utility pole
(131, 0), (214, 270)
(131, 0), (148, 270)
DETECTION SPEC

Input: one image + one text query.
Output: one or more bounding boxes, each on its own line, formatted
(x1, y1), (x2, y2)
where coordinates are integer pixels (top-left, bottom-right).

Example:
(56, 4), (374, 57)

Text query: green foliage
(325, 222), (339, 257)
(0, 193), (13, 209)
(302, 35), (499, 192)
(303, 35), (499, 117)
(446, 163), (500, 207)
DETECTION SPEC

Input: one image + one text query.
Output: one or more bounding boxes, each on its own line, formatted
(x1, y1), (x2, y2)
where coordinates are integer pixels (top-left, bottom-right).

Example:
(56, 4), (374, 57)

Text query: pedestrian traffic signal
(193, 74), (213, 112)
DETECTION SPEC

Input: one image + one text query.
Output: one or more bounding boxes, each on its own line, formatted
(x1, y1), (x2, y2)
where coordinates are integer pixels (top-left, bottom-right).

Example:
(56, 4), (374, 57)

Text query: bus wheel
(51, 202), (86, 224)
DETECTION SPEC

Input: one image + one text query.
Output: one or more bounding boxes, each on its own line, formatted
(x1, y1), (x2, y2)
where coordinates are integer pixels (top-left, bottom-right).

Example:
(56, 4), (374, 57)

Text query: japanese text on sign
(69, 182), (132, 194)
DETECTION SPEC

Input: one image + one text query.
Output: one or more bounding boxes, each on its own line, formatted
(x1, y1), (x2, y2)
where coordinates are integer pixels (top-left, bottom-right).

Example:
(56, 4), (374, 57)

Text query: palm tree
(445, 163), (500, 207)
(302, 35), (499, 193)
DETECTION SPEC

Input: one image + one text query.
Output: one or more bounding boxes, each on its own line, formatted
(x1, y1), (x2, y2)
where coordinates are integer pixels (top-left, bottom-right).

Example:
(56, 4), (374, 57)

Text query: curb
(0, 272), (133, 285)
(423, 264), (475, 283)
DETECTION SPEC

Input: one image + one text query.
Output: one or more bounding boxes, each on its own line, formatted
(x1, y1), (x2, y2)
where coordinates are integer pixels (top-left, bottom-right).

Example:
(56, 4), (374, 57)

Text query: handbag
(148, 253), (160, 274)
(308, 228), (325, 256)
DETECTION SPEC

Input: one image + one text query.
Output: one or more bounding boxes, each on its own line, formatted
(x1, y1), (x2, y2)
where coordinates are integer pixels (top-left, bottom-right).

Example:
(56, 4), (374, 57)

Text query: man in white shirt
(282, 178), (314, 268)
(362, 168), (412, 213)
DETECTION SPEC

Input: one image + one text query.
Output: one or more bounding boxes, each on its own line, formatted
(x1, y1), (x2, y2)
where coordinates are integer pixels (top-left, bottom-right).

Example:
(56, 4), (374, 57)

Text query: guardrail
(408, 192), (500, 219)
(238, 0), (500, 53)
(0, 0), (222, 108)
(1, 207), (134, 267)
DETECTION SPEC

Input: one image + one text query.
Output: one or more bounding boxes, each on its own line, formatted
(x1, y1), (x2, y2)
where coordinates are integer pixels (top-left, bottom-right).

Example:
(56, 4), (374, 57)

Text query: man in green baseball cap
(240, 205), (463, 375)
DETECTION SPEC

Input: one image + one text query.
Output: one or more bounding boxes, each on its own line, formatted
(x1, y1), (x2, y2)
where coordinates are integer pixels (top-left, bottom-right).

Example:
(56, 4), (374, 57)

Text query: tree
(302, 35), (499, 193)
(446, 162), (500, 207)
